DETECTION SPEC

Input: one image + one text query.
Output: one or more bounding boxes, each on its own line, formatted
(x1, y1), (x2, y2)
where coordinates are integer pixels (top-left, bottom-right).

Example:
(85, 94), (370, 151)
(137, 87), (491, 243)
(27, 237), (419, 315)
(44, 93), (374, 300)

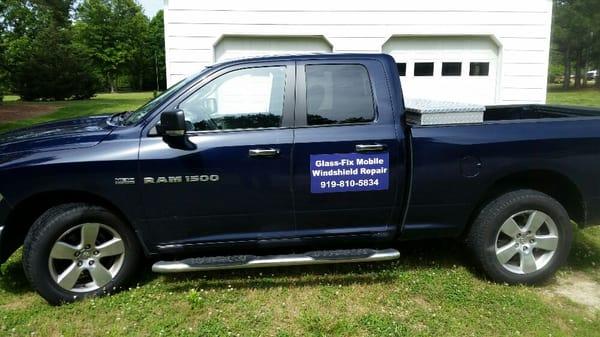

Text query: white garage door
(214, 36), (332, 63)
(383, 36), (499, 105)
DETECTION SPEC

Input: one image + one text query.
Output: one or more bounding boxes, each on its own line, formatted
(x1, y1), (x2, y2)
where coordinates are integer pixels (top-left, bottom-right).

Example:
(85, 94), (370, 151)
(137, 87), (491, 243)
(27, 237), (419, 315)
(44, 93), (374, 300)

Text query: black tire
(23, 203), (142, 305)
(466, 189), (572, 285)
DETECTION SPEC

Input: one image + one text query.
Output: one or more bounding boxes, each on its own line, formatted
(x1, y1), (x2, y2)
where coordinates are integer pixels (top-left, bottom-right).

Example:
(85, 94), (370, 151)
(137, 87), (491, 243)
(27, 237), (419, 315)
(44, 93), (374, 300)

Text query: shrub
(8, 25), (100, 101)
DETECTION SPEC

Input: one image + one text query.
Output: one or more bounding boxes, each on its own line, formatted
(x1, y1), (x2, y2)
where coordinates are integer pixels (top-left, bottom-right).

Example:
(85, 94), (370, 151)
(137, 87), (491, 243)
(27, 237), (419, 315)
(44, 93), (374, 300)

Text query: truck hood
(0, 115), (115, 155)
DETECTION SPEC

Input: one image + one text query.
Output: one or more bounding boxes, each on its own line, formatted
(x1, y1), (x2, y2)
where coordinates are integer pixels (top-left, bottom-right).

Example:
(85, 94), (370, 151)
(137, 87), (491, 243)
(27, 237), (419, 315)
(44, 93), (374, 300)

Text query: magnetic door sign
(310, 153), (389, 193)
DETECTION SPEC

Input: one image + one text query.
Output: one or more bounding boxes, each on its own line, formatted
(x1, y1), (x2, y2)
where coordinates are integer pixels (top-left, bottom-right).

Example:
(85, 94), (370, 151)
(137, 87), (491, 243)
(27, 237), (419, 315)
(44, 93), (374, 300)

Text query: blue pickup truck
(1, 54), (600, 304)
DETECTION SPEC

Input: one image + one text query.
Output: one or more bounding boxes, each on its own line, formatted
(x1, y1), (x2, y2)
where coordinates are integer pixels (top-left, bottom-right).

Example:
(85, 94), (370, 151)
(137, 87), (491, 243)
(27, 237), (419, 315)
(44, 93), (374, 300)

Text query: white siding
(164, 0), (553, 104)
(214, 36), (332, 62)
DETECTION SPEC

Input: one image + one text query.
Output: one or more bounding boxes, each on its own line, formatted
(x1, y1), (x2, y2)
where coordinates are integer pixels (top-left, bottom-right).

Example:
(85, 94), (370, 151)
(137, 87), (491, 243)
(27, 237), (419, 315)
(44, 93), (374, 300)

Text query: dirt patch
(545, 272), (600, 311)
(0, 102), (62, 122)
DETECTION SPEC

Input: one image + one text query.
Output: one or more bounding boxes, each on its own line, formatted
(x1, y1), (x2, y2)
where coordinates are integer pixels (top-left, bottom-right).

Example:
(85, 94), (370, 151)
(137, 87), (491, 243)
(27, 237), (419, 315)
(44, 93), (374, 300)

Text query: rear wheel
(467, 190), (572, 285)
(23, 203), (142, 305)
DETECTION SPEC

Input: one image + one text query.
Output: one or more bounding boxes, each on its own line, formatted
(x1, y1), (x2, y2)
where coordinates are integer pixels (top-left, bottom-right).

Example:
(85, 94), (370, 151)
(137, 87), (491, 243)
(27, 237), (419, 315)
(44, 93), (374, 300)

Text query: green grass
(0, 234), (598, 337)
(0, 92), (153, 133)
(0, 90), (599, 336)
(2, 95), (20, 102)
(547, 88), (600, 107)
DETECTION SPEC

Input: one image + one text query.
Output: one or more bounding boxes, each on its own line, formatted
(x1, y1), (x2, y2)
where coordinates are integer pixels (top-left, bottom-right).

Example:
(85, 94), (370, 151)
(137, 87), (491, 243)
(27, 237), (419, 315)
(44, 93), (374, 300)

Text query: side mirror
(160, 110), (186, 137)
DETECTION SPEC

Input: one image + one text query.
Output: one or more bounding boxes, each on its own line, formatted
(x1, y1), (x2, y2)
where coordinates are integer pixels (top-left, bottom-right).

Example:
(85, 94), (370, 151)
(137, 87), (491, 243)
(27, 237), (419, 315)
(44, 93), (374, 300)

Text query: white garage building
(163, 0), (553, 105)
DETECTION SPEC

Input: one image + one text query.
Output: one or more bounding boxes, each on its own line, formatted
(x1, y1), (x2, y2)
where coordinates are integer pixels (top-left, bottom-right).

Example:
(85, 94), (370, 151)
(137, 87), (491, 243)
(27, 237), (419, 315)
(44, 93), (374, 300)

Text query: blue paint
(0, 53), (600, 265)
(310, 153), (389, 193)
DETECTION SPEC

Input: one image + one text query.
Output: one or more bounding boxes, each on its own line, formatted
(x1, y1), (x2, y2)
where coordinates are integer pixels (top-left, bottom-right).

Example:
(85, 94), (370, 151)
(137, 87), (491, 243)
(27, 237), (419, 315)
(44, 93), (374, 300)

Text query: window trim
(146, 61), (295, 137)
(296, 62), (379, 128)
(184, 125), (293, 136)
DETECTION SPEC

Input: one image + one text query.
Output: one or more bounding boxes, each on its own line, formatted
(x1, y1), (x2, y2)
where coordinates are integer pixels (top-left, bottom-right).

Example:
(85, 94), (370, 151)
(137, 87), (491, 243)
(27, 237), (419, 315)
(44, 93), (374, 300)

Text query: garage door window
(179, 66), (286, 131)
(470, 62), (490, 76)
(397, 63), (407, 76)
(306, 64), (375, 126)
(414, 62), (434, 76)
(442, 62), (462, 76)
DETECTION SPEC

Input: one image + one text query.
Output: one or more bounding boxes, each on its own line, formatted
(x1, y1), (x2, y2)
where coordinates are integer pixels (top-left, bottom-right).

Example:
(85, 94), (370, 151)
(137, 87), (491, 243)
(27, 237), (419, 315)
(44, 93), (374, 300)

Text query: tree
(124, 9), (166, 91)
(75, 0), (148, 92)
(1, 0), (164, 100)
(126, 14), (150, 91)
(148, 10), (166, 91)
(0, 0), (37, 102)
(552, 0), (600, 89)
(1, 0), (99, 100)
(0, 17), (6, 103)
(8, 24), (99, 100)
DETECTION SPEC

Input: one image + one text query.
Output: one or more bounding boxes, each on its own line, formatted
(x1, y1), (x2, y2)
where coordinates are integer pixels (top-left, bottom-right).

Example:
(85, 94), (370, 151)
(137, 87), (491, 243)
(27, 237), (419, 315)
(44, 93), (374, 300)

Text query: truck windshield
(123, 70), (208, 125)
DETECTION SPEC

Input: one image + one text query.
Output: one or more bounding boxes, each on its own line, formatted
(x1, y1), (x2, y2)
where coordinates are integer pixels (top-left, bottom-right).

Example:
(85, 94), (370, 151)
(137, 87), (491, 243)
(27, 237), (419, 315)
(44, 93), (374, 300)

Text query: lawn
(0, 89), (599, 337)
(0, 92), (153, 133)
(547, 88), (600, 107)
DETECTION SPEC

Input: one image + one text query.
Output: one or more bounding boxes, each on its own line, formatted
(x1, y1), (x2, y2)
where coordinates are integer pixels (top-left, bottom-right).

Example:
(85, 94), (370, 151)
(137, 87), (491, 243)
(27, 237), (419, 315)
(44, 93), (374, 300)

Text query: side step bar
(152, 248), (400, 273)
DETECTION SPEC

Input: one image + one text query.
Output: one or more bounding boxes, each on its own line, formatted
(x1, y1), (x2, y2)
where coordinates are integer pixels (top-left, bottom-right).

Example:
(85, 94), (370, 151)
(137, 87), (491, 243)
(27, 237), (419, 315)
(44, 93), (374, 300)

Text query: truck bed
(406, 106), (600, 239)
(406, 102), (600, 127)
(484, 104), (600, 122)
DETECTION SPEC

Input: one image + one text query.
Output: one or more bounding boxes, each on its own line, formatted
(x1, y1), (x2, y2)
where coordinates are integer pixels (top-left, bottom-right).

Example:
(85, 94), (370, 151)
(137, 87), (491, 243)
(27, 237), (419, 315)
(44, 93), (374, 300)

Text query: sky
(138, 0), (163, 18)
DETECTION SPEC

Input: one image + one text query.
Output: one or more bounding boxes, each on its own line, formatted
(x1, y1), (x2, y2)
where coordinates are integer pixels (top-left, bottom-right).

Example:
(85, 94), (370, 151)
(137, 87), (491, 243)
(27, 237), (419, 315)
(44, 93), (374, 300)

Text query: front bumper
(0, 192), (10, 264)
(0, 193), (4, 246)
(582, 197), (600, 227)
(0, 223), (4, 265)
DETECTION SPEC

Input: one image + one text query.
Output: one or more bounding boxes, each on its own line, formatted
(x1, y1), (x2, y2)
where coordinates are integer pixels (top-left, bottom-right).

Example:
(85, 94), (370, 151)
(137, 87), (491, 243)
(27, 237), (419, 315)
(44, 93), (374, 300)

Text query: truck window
(179, 66), (286, 131)
(306, 64), (375, 126)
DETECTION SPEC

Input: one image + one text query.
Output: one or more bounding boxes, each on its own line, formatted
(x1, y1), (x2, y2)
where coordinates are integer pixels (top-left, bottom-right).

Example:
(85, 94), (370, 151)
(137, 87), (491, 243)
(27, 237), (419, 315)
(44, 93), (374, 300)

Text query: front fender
(0, 193), (15, 264)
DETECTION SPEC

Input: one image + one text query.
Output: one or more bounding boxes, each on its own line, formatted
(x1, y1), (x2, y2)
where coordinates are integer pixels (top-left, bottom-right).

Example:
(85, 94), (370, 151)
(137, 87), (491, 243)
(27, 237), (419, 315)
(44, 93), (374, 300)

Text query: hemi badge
(114, 177), (136, 185)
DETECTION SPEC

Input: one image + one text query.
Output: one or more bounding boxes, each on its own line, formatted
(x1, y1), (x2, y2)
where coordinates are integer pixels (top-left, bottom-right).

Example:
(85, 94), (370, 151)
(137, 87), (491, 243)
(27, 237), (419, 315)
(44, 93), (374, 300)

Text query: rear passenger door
(292, 60), (406, 243)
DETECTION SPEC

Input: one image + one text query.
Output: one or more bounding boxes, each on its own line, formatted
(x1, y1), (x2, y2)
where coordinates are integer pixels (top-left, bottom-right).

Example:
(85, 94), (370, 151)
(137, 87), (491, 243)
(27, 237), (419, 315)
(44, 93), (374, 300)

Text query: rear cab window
(305, 64), (375, 126)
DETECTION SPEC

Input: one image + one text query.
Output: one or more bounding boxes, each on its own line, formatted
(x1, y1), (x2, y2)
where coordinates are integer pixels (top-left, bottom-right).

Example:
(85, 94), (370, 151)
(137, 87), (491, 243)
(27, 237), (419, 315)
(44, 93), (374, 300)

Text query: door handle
(355, 144), (387, 152)
(249, 148), (280, 158)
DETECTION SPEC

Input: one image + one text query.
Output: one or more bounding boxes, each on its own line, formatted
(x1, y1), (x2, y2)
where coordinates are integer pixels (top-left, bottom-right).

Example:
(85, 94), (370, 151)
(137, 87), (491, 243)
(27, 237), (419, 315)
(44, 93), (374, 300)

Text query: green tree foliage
(1, 0), (165, 100)
(0, 0), (36, 102)
(122, 8), (166, 92)
(38, 0), (74, 26)
(1, 0), (100, 100)
(148, 10), (166, 91)
(0, 16), (5, 103)
(75, 0), (150, 92)
(9, 24), (99, 100)
(552, 0), (600, 89)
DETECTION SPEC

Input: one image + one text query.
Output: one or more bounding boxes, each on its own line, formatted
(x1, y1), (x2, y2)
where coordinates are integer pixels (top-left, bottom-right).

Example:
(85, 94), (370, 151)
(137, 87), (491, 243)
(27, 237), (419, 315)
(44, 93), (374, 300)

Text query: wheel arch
(0, 190), (142, 264)
(463, 169), (585, 237)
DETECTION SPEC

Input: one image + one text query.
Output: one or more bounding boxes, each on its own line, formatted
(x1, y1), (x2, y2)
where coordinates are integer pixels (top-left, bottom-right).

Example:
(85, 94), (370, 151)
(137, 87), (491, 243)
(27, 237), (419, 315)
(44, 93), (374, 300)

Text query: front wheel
(467, 190), (573, 285)
(23, 203), (142, 305)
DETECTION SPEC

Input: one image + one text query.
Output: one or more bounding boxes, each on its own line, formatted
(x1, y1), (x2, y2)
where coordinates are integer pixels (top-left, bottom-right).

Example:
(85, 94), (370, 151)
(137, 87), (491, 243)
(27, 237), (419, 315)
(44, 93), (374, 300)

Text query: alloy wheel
(48, 223), (125, 292)
(495, 210), (559, 274)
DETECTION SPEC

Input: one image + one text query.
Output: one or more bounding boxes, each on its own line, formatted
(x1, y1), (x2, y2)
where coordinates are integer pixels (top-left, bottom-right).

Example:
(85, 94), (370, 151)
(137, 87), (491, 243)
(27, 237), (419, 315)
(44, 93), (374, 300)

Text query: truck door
(292, 60), (406, 243)
(138, 62), (296, 249)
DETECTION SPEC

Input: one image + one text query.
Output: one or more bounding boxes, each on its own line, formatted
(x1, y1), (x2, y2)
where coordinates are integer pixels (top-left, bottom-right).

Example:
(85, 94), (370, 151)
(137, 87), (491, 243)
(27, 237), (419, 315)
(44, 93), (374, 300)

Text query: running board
(152, 248), (400, 273)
